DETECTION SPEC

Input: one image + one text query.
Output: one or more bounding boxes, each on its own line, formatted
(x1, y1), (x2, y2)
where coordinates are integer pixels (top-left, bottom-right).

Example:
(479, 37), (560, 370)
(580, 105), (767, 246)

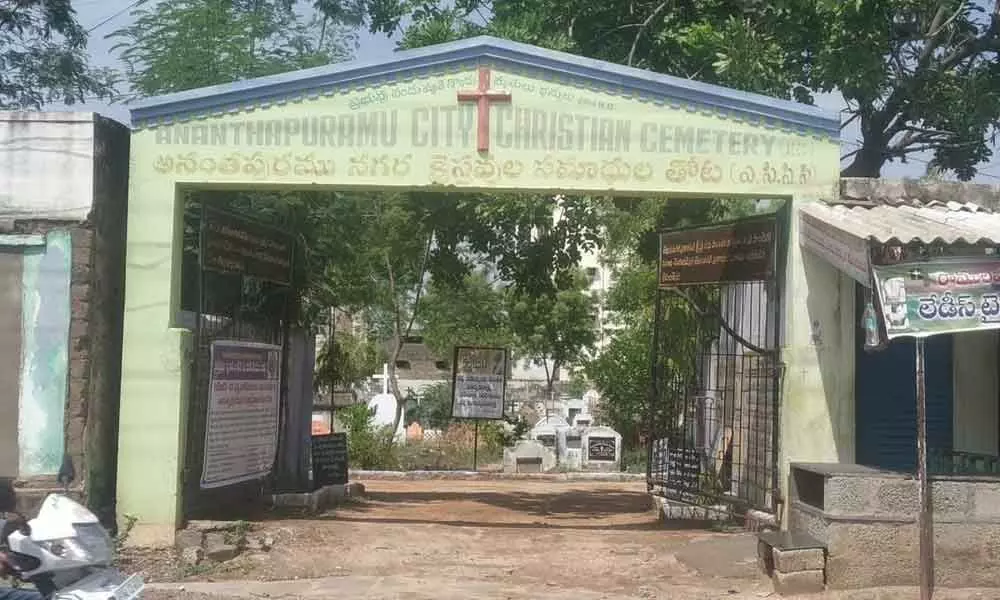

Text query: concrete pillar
(115, 180), (188, 546)
(779, 196), (856, 522)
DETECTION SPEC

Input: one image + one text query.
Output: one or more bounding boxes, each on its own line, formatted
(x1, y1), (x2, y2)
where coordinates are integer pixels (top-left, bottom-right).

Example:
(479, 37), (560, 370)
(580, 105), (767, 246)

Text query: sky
(66, 0), (1000, 185)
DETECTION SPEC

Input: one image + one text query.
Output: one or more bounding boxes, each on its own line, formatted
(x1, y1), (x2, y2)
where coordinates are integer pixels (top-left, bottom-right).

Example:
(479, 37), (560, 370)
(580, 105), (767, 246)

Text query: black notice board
(587, 437), (617, 461)
(311, 433), (348, 489)
(667, 447), (701, 488)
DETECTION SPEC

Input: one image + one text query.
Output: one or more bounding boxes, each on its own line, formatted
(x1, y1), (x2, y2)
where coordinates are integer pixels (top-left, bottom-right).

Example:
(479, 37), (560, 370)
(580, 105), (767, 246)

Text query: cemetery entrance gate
(647, 212), (784, 517)
(114, 36), (841, 542)
(182, 200), (295, 520)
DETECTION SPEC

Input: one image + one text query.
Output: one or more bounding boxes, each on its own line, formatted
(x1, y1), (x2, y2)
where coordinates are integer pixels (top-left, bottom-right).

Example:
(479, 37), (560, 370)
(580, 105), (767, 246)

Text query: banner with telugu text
(873, 256), (1000, 339)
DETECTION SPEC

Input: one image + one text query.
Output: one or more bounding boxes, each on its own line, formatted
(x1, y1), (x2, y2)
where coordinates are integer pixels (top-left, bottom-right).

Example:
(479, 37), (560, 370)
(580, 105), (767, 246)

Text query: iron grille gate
(647, 215), (784, 517)
(182, 200), (294, 520)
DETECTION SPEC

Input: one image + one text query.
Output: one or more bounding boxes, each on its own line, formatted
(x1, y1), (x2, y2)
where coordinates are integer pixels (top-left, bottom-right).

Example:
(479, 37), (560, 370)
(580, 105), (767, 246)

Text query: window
(395, 360), (411, 370)
(435, 360), (450, 370)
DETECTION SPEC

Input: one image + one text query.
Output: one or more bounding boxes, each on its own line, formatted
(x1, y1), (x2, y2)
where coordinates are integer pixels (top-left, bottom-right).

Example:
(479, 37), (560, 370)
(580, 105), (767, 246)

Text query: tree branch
(402, 231), (435, 341)
(626, 0), (669, 67)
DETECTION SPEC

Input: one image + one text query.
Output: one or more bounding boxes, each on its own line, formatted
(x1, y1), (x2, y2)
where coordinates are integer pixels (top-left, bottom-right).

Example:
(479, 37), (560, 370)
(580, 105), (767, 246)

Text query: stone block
(825, 476), (870, 514)
(931, 480), (972, 519)
(772, 569), (824, 595)
(972, 483), (1000, 519)
(788, 504), (829, 545)
(873, 480), (916, 516)
(772, 547), (825, 573)
(174, 529), (204, 551)
(204, 543), (239, 563)
(825, 522), (917, 589)
(180, 546), (204, 566)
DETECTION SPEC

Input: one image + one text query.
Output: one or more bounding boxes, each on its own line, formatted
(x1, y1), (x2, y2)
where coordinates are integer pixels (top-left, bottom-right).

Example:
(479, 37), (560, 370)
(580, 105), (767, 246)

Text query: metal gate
(182, 199), (294, 520)
(647, 213), (784, 517)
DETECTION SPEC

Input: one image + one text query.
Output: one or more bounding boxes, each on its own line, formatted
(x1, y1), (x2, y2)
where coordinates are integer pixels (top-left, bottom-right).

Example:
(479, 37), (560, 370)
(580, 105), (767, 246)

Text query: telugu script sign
(142, 71), (838, 196)
(874, 257), (1000, 339)
(201, 341), (281, 489)
(587, 437), (617, 462)
(311, 432), (348, 489)
(659, 216), (777, 287)
(202, 207), (293, 285)
(451, 346), (508, 420)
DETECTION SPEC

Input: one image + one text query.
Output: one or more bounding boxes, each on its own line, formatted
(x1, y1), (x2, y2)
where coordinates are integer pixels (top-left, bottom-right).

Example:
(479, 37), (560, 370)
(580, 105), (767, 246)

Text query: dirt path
(143, 479), (769, 599)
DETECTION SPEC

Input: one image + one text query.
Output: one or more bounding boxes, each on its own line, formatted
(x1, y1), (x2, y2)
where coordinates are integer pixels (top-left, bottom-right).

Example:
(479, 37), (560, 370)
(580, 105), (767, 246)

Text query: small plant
(224, 520), (251, 548)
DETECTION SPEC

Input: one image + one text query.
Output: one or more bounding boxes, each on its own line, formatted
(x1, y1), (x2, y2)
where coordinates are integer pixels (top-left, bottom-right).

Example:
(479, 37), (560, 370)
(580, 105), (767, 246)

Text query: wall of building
(0, 249), (21, 477)
(0, 112), (96, 222)
(781, 215), (857, 512)
(0, 113), (129, 526)
(952, 329), (999, 456)
(18, 229), (72, 476)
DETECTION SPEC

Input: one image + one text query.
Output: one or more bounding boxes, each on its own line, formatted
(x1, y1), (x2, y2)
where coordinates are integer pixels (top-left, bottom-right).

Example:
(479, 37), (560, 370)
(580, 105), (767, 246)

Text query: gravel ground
(129, 478), (770, 599)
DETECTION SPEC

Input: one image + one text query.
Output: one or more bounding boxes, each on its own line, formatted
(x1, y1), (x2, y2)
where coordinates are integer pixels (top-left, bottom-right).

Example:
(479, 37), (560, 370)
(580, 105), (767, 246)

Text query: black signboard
(658, 216), (777, 287)
(311, 433), (348, 489)
(587, 437), (617, 461)
(202, 207), (293, 285)
(667, 447), (702, 489)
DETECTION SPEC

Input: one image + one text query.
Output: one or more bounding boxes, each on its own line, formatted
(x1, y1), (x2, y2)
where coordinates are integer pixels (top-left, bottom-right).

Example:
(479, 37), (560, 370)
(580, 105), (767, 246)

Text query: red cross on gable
(457, 66), (512, 153)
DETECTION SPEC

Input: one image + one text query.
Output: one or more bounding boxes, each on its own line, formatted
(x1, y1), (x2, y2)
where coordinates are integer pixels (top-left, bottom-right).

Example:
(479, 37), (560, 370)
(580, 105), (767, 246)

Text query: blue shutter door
(854, 291), (954, 472)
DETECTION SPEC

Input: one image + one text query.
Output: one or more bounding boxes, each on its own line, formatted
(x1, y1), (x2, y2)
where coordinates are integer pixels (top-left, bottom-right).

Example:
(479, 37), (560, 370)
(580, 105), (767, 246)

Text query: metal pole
(473, 421), (479, 471)
(915, 337), (933, 600)
(646, 288), (665, 489)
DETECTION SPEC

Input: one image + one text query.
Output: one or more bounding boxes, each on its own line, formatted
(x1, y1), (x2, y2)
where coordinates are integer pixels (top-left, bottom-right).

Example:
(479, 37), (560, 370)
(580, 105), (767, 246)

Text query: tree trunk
(841, 141), (885, 178)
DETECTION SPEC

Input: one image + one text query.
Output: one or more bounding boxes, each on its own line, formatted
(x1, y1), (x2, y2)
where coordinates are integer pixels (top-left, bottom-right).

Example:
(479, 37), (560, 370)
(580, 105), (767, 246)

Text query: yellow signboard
(134, 67), (839, 197)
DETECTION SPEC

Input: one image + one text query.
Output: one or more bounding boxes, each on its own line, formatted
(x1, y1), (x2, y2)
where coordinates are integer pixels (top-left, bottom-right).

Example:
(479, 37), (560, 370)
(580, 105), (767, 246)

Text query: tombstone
(503, 439), (555, 473)
(581, 426), (623, 472)
(529, 416), (575, 470)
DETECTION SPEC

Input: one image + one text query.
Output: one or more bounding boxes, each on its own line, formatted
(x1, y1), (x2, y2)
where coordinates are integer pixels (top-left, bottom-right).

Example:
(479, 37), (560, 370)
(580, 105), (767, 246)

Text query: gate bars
(646, 211), (785, 517)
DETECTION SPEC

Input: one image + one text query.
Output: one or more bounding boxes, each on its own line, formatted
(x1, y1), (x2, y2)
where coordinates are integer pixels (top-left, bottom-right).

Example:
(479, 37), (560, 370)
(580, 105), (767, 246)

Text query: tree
(507, 271), (598, 413)
(404, 382), (453, 429)
(110, 0), (358, 97)
(0, 0), (116, 108)
(361, 0), (1000, 180)
(418, 271), (513, 358)
(314, 329), (383, 392)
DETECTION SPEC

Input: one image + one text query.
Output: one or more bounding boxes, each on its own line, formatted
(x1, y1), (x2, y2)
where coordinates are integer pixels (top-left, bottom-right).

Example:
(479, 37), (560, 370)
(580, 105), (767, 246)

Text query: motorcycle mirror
(57, 455), (75, 490)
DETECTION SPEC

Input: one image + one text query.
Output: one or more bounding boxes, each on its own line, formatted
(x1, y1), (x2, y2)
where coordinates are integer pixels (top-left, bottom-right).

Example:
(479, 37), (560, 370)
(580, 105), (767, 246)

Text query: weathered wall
(17, 228), (73, 476)
(789, 463), (1000, 589)
(0, 112), (95, 221)
(0, 113), (129, 526)
(86, 116), (130, 525)
(0, 249), (22, 477)
(952, 330), (999, 456)
(781, 238), (857, 516)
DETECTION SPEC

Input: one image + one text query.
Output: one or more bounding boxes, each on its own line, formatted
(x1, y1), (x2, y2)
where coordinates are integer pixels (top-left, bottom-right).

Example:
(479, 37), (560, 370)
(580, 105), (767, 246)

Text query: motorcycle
(1, 493), (144, 600)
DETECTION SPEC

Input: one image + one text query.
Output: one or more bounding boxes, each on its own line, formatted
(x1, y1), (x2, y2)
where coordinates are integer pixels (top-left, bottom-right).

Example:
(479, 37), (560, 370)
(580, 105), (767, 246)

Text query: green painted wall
(18, 231), (71, 476)
(118, 65), (844, 543)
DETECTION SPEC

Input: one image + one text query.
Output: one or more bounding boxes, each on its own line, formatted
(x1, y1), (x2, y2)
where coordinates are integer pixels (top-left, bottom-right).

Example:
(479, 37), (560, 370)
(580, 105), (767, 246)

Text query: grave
(581, 426), (622, 472)
(502, 440), (555, 473)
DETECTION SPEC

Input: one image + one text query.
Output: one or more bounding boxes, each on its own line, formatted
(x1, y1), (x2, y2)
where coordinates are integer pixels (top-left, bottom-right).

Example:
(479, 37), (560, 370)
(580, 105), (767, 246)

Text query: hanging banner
(873, 256), (1000, 339)
(658, 216), (777, 287)
(451, 346), (508, 420)
(201, 341), (282, 489)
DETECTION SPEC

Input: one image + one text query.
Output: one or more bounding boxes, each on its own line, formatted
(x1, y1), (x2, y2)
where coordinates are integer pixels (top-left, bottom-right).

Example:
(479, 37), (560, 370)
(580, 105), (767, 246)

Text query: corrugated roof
(800, 200), (1000, 245)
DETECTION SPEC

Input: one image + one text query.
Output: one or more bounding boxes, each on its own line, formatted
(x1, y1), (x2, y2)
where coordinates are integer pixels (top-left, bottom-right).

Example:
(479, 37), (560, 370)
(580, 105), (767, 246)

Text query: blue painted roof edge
(129, 36), (840, 137)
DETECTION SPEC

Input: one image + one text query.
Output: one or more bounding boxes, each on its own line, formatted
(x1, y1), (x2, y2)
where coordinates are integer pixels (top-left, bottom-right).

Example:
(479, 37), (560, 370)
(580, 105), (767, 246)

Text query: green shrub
(337, 404), (400, 470)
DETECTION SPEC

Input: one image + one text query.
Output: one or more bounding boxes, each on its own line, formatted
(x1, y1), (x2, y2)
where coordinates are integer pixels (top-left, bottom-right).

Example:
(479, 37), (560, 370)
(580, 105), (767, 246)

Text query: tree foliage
(0, 0), (116, 108)
(110, 0), (359, 97)
(359, 0), (1000, 179)
(315, 329), (383, 391)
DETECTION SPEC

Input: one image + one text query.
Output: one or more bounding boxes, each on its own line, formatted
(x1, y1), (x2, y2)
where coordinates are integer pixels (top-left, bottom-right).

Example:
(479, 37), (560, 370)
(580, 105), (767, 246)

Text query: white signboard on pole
(201, 340), (282, 489)
(451, 346), (508, 420)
